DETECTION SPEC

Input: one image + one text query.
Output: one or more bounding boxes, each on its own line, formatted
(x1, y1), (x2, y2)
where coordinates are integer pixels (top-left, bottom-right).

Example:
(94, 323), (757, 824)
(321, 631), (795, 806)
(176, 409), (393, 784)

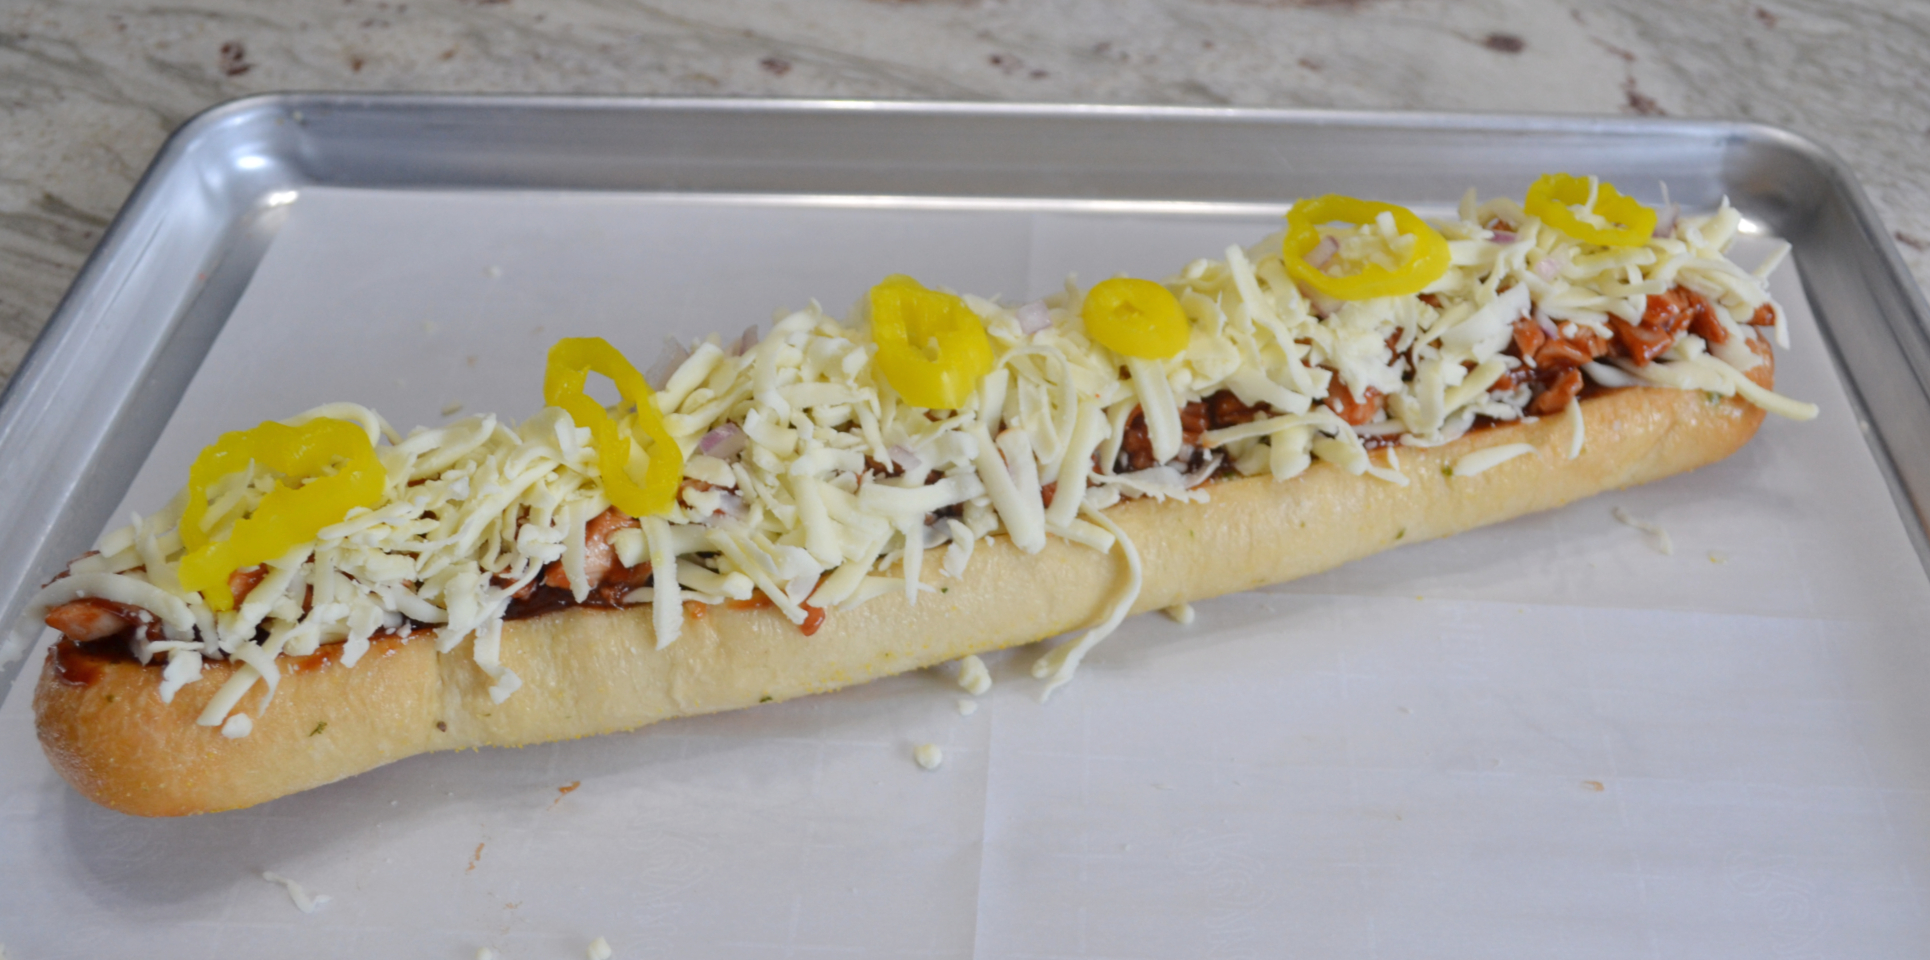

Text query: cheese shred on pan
(11, 192), (1811, 728)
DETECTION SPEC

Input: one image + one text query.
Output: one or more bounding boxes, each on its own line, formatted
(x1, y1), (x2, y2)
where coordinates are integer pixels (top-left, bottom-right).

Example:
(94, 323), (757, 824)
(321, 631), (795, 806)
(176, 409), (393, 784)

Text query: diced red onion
(1307, 235), (1339, 269)
(1306, 290), (1339, 320)
(699, 490), (749, 527)
(1533, 257), (1564, 280)
(1534, 308), (1560, 339)
(1015, 300), (1052, 335)
(1653, 203), (1679, 239)
(887, 443), (924, 473)
(1490, 230), (1518, 245)
(645, 336), (690, 391)
(785, 573), (818, 605)
(699, 423), (747, 459)
(729, 325), (760, 357)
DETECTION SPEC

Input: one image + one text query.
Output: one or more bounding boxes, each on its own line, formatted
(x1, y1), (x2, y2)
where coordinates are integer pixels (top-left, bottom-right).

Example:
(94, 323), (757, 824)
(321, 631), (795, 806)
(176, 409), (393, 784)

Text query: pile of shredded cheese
(14, 190), (1817, 731)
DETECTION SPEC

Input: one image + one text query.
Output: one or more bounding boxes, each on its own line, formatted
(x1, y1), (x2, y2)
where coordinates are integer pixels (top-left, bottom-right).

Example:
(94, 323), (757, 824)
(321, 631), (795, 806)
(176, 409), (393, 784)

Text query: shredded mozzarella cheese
(1565, 398), (1585, 461)
(1032, 508), (1144, 701)
(1452, 444), (1537, 478)
(261, 871), (331, 914)
(1612, 507), (1676, 555)
(13, 192), (1807, 717)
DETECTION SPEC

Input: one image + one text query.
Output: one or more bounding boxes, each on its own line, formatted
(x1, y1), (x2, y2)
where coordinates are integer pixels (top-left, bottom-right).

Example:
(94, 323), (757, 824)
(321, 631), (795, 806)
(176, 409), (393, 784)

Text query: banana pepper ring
(1524, 173), (1657, 248)
(178, 418), (387, 612)
(1082, 277), (1190, 360)
(545, 337), (684, 519)
(1283, 195), (1452, 301)
(869, 274), (996, 410)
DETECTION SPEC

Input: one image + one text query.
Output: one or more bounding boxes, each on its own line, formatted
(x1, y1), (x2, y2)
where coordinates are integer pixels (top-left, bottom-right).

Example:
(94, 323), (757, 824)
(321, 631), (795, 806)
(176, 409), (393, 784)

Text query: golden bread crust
(33, 381), (1769, 816)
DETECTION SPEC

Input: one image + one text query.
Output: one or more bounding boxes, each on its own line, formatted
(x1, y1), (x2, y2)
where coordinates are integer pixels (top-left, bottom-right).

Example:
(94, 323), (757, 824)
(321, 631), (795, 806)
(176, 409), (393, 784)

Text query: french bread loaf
(35, 378), (1767, 817)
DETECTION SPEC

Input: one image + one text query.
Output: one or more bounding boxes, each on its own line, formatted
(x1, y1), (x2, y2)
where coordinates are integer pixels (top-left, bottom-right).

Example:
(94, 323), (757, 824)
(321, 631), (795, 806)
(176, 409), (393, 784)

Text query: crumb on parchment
(915, 744), (944, 770)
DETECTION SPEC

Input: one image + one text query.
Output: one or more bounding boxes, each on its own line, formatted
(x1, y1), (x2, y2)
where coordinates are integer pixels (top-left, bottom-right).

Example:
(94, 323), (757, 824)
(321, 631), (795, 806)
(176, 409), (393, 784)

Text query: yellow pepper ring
(545, 337), (684, 519)
(178, 418), (387, 612)
(1524, 173), (1657, 248)
(869, 275), (996, 410)
(1282, 195), (1452, 301)
(1082, 277), (1190, 360)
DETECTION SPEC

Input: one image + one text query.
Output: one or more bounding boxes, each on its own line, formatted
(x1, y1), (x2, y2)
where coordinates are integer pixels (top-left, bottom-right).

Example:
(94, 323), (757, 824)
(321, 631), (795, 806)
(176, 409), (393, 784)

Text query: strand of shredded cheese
(1031, 507), (1143, 701)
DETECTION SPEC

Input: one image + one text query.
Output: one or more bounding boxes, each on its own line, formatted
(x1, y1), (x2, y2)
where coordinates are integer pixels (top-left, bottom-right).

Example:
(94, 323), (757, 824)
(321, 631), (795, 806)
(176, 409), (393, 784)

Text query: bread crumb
(955, 654), (992, 696)
(442, 401), (464, 417)
(956, 698), (978, 716)
(914, 743), (944, 770)
(588, 935), (613, 959)
(1163, 602), (1195, 624)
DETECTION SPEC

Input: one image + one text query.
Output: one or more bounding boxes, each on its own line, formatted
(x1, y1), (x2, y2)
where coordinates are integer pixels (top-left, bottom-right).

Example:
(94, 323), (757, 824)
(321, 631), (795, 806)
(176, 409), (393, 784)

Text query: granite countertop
(2, 0), (1928, 388)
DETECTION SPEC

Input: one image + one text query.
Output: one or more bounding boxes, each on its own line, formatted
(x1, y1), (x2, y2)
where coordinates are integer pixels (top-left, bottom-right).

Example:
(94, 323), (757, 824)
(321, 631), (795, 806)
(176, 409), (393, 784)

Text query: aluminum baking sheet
(4, 97), (1930, 958)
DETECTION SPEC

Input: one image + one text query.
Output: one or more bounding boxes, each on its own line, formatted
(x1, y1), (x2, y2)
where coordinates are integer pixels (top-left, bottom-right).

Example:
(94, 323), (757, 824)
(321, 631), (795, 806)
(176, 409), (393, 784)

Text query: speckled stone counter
(3, 0), (1927, 386)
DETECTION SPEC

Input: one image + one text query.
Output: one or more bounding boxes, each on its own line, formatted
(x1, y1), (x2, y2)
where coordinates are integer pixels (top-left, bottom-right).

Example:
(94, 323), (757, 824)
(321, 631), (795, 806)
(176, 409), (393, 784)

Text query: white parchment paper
(4, 188), (1929, 959)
